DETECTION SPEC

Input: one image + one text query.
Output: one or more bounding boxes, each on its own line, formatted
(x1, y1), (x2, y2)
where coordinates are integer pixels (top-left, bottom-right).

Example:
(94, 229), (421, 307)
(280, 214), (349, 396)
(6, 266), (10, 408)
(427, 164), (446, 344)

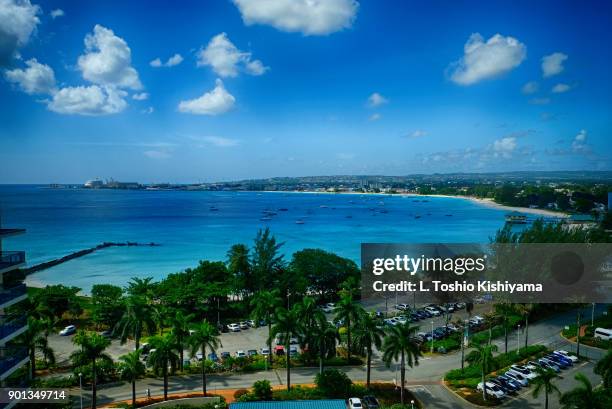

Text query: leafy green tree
(271, 305), (303, 391)
(471, 343), (498, 401)
(296, 297), (324, 363)
(354, 311), (385, 388)
(118, 350), (146, 409)
(382, 323), (421, 405)
(20, 318), (55, 379)
(70, 331), (112, 409)
(170, 310), (194, 371)
(251, 228), (285, 291)
(188, 321), (221, 395)
(126, 277), (156, 300)
(252, 380), (272, 400)
(315, 368), (353, 398)
(90, 284), (124, 329)
(114, 295), (157, 349)
(594, 350), (612, 389)
(333, 289), (364, 362)
(34, 284), (82, 320)
(227, 243), (253, 296)
(532, 366), (560, 409)
(148, 334), (180, 401)
(560, 372), (611, 409)
(250, 289), (282, 366)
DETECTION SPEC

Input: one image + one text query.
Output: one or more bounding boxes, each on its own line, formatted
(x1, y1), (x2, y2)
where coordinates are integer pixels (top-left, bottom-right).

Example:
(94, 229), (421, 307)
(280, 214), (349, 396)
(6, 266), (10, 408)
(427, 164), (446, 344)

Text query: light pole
(517, 324), (521, 354)
(410, 399), (415, 409)
(79, 372), (83, 409)
(430, 321), (434, 353)
(591, 303), (595, 327)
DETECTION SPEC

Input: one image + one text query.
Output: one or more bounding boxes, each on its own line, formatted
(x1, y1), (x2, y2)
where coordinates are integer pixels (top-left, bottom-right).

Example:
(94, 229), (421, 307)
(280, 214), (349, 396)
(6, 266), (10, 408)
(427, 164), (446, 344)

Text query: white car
(510, 365), (537, 380)
(477, 382), (505, 399)
(424, 307), (441, 316)
(59, 325), (76, 336)
(395, 303), (410, 311)
(505, 371), (529, 386)
(227, 323), (241, 332)
(322, 303), (335, 313)
(239, 321), (249, 330)
(247, 320), (257, 327)
(236, 350), (246, 358)
(395, 316), (408, 325)
(261, 347), (270, 356)
(554, 350), (579, 362)
(348, 397), (363, 409)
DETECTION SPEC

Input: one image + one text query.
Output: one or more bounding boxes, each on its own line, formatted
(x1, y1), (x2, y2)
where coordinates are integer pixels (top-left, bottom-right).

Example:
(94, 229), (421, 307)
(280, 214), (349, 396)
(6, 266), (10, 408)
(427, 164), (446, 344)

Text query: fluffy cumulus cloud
(521, 81), (538, 95)
(77, 25), (142, 89)
(408, 130), (428, 138)
(4, 58), (55, 94)
(552, 83), (571, 93)
(197, 33), (267, 77)
(541, 52), (567, 77)
(449, 33), (526, 85)
(572, 129), (589, 153)
(492, 136), (517, 158)
(232, 0), (359, 36)
(0, 0), (40, 65)
(150, 53), (183, 68)
(367, 92), (387, 107)
(48, 85), (127, 116)
(50, 9), (64, 19)
(178, 79), (235, 115)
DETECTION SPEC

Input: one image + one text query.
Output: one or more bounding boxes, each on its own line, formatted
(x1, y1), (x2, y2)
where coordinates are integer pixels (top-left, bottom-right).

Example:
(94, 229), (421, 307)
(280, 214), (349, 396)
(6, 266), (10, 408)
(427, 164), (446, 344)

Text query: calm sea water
(0, 185), (508, 293)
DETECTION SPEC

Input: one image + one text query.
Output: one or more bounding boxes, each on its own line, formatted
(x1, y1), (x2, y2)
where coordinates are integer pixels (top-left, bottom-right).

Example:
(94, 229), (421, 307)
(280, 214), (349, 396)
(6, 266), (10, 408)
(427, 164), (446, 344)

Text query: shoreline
(268, 190), (569, 218)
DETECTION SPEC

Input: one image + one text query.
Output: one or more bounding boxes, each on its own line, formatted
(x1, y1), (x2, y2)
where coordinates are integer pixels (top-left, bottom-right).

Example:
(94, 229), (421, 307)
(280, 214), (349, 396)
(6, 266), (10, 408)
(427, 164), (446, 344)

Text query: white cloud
(408, 130), (428, 138)
(77, 25), (142, 89)
(141, 106), (154, 114)
(0, 0), (40, 65)
(132, 92), (148, 100)
(197, 33), (267, 77)
(232, 0), (359, 36)
(50, 9), (64, 19)
(552, 83), (571, 93)
(178, 79), (235, 115)
(4, 58), (56, 94)
(144, 150), (170, 159)
(367, 92), (387, 107)
(449, 33), (526, 85)
(368, 113), (381, 121)
(492, 136), (517, 158)
(150, 53), (183, 68)
(571, 129), (590, 154)
(48, 85), (127, 115)
(521, 81), (538, 95)
(200, 136), (239, 147)
(529, 97), (550, 105)
(541, 52), (567, 77)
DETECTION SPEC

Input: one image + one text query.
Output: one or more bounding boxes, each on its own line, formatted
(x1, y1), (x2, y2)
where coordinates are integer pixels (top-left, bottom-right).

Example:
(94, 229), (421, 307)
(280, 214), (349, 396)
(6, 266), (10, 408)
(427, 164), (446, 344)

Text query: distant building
(84, 179), (104, 188)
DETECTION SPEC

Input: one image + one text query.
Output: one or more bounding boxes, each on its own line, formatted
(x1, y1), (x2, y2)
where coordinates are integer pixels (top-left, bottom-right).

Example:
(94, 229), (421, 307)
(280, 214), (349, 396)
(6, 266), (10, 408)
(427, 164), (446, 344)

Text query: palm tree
(333, 291), (364, 362)
(188, 321), (221, 395)
(251, 289), (282, 366)
(227, 243), (252, 296)
(70, 331), (112, 409)
(114, 295), (157, 349)
(494, 303), (515, 354)
(126, 276), (156, 299)
(594, 350), (612, 389)
(251, 228), (285, 291)
(296, 297), (324, 364)
(354, 311), (385, 388)
(310, 315), (339, 374)
(20, 318), (52, 379)
(170, 310), (194, 371)
(516, 303), (534, 348)
(147, 334), (180, 401)
(560, 372), (609, 409)
(472, 343), (498, 401)
(118, 350), (146, 409)
(532, 366), (560, 409)
(271, 305), (303, 391)
(381, 323), (421, 405)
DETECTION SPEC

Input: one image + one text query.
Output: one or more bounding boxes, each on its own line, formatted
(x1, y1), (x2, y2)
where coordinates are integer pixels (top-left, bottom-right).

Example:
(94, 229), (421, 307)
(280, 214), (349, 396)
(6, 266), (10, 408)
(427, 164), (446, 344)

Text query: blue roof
(230, 400), (346, 409)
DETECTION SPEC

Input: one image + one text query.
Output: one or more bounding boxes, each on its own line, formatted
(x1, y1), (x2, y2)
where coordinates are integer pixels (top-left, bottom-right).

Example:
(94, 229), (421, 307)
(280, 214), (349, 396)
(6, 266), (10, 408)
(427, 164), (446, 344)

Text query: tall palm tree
(381, 323), (421, 405)
(516, 303), (534, 348)
(560, 372), (609, 409)
(594, 350), (612, 389)
(170, 310), (194, 371)
(333, 291), (364, 362)
(251, 289), (282, 366)
(20, 318), (49, 379)
(226, 243), (252, 296)
(310, 315), (339, 374)
(188, 321), (221, 395)
(118, 350), (146, 409)
(126, 276), (156, 300)
(114, 295), (157, 349)
(494, 303), (515, 354)
(296, 297), (324, 364)
(354, 311), (385, 388)
(532, 366), (560, 409)
(271, 305), (303, 391)
(70, 331), (112, 409)
(147, 334), (180, 401)
(472, 343), (498, 401)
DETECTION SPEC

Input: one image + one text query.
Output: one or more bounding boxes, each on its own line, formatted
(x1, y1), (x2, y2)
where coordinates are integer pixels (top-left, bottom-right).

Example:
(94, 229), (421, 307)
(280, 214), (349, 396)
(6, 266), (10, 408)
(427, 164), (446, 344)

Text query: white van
(593, 328), (612, 341)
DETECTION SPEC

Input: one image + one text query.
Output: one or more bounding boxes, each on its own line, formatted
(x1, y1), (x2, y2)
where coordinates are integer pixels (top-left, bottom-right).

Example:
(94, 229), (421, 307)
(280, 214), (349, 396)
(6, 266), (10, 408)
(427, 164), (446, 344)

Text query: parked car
(239, 321), (249, 330)
(395, 316), (409, 325)
(395, 303), (411, 311)
(227, 323), (241, 332)
(510, 365), (537, 379)
(538, 358), (561, 372)
(554, 350), (579, 363)
(274, 345), (285, 356)
(504, 371), (529, 386)
(549, 353), (573, 366)
(545, 354), (570, 368)
(220, 351), (231, 360)
(322, 303), (335, 313)
(59, 325), (76, 336)
(261, 347), (270, 356)
(418, 309), (432, 318)
(476, 382), (505, 399)
(417, 332), (432, 342)
(236, 350), (247, 358)
(247, 349), (258, 357)
(207, 352), (218, 362)
(247, 320), (257, 328)
(424, 306), (441, 316)
(362, 395), (380, 409)
(498, 374), (523, 390)
(492, 377), (518, 394)
(348, 398), (363, 409)
(289, 346), (298, 356)
(100, 329), (113, 338)
(410, 312), (421, 321)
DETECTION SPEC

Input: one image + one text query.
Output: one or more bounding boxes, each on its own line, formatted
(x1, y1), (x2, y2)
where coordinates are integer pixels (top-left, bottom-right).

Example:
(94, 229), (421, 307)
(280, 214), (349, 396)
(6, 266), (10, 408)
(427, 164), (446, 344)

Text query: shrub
(252, 380), (272, 400)
(273, 385), (322, 401)
(315, 369), (353, 398)
(233, 389), (249, 400)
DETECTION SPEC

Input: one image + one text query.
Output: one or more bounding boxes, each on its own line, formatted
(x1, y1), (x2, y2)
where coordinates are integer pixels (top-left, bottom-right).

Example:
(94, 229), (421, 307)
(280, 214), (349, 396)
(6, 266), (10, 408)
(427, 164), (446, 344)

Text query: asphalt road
(66, 305), (606, 408)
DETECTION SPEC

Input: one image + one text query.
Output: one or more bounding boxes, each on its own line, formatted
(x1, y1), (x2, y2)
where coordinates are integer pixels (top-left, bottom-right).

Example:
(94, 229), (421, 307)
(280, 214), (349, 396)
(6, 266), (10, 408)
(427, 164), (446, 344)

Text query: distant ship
(505, 211), (527, 224)
(84, 179), (104, 188)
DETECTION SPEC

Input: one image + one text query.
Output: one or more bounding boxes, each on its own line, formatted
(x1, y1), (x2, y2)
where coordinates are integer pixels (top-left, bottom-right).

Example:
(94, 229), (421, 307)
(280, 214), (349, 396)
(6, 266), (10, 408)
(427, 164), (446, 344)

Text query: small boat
(320, 205), (328, 208)
(260, 217), (272, 221)
(445, 214), (453, 217)
(278, 208), (289, 211)
(209, 206), (219, 212)
(295, 220), (305, 224)
(345, 215), (353, 219)
(414, 215), (421, 219)
(505, 212), (527, 224)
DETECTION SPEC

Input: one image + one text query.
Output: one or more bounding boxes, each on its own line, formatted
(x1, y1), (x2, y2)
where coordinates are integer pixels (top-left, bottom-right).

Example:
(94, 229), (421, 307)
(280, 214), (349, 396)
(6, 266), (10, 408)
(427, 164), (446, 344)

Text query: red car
(274, 345), (285, 356)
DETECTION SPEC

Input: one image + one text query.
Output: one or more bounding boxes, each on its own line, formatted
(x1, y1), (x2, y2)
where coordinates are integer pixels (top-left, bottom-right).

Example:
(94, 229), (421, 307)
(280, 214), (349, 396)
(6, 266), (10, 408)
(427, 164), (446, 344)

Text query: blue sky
(1, 0), (611, 183)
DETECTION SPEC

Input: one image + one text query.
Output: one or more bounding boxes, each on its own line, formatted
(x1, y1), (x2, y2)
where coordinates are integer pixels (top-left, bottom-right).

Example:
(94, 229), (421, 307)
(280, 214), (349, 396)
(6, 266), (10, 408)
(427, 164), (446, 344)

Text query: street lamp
(410, 399), (415, 409)
(430, 321), (434, 353)
(517, 324), (521, 354)
(592, 303), (595, 327)
(79, 372), (83, 409)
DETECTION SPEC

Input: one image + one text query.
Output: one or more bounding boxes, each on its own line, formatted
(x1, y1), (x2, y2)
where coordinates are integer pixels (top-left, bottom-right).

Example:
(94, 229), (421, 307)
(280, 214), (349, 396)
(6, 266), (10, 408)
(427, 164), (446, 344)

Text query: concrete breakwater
(24, 242), (160, 275)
